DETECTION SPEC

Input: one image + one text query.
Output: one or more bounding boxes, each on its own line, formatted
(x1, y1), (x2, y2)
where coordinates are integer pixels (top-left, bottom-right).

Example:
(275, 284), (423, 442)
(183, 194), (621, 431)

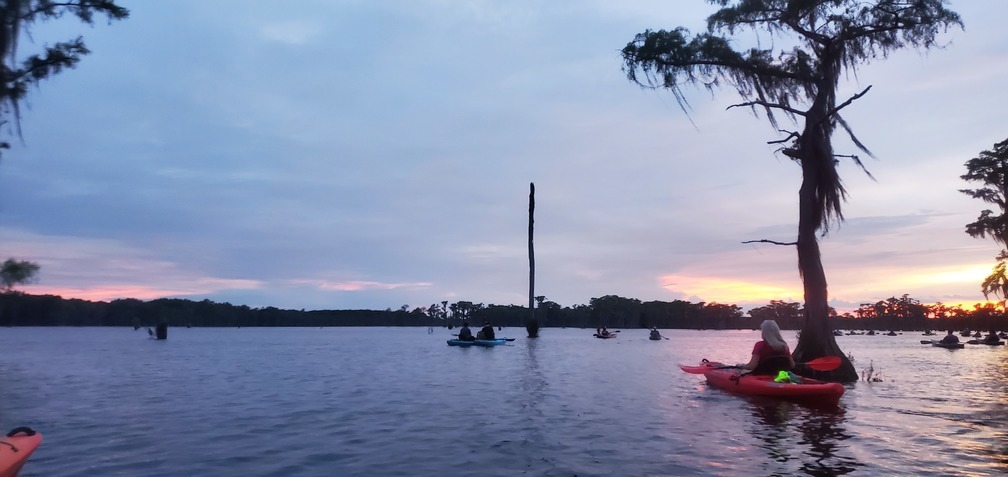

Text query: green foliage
(748, 300), (803, 328)
(960, 139), (1008, 244)
(621, 0), (962, 231)
(960, 138), (1008, 300)
(622, 0), (962, 382)
(979, 251), (1008, 302)
(0, 257), (39, 291)
(0, 0), (129, 152)
(1, 291), (1006, 330)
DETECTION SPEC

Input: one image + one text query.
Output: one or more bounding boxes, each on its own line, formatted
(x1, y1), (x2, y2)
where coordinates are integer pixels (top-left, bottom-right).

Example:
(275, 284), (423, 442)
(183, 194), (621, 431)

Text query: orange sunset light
(20, 277), (263, 303)
(21, 285), (193, 302)
(900, 264), (990, 286)
(660, 274), (801, 304)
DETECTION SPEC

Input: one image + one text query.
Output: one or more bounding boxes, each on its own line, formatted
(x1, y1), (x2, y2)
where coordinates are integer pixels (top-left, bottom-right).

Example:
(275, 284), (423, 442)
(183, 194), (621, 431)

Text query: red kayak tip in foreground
(0, 427), (42, 477)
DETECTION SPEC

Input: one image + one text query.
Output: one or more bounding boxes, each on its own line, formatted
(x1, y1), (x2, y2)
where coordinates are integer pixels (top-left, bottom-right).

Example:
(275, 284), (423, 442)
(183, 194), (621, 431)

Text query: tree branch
(727, 99), (806, 117)
(768, 130), (800, 145)
(825, 85), (872, 119)
(742, 239), (797, 246)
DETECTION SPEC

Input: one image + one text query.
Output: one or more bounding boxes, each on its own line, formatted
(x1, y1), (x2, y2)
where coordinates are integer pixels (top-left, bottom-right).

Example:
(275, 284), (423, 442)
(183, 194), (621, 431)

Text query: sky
(1, 0), (1006, 314)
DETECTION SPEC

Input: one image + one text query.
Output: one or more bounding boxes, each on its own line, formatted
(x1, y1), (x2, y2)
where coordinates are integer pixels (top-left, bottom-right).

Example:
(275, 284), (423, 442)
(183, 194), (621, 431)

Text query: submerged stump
(155, 322), (168, 340)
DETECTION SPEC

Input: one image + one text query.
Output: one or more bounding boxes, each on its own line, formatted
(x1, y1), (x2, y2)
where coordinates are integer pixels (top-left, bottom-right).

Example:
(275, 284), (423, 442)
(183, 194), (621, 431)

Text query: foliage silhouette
(621, 0), (962, 381)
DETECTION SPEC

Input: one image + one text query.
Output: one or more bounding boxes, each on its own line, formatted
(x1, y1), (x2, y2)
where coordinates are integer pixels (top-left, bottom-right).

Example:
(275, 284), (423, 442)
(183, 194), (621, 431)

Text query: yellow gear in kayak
(774, 371), (803, 383)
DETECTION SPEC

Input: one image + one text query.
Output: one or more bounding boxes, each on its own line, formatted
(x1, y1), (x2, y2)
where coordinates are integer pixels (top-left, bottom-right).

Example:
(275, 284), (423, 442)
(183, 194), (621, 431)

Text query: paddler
(740, 320), (796, 374)
(982, 330), (1002, 344)
(939, 329), (960, 345)
(477, 321), (496, 340)
(457, 322), (476, 341)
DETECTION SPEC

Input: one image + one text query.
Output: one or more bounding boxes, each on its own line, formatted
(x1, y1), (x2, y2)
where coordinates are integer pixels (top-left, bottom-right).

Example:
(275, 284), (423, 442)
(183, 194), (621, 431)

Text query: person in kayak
(982, 330), (1002, 344)
(740, 320), (796, 374)
(477, 322), (496, 340)
(939, 330), (960, 345)
(649, 328), (661, 340)
(457, 322), (476, 341)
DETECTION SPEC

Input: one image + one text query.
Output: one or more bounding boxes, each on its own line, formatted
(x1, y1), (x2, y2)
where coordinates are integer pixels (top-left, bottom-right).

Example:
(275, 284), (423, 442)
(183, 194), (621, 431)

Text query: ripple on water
(3, 328), (1008, 476)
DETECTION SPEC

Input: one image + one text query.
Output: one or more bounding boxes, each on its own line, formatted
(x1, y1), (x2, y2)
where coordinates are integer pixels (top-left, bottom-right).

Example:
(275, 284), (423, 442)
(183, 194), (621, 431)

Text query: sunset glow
(660, 274), (802, 304)
(0, 1), (1003, 313)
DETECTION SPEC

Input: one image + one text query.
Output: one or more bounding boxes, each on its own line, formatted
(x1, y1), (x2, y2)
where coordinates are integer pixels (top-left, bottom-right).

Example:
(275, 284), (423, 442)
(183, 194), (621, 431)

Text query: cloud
(289, 279), (432, 292)
(0, 1), (1004, 315)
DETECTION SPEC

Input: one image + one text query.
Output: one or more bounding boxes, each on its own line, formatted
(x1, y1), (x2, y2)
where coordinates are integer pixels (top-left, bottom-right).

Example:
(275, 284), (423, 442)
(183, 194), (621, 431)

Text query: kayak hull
(447, 339), (506, 347)
(966, 339), (1004, 346)
(681, 361), (844, 405)
(1, 428), (42, 477)
(593, 334), (617, 339)
(931, 341), (965, 349)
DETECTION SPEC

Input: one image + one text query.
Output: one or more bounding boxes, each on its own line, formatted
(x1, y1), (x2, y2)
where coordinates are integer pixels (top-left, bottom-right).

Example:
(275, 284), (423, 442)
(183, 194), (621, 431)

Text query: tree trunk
(526, 182), (539, 337)
(792, 96), (857, 382)
(792, 213), (855, 381)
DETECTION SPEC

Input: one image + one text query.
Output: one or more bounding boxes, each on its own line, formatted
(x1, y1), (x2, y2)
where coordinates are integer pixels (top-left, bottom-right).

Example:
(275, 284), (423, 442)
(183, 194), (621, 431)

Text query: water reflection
(980, 353), (1008, 469)
(520, 338), (548, 415)
(746, 398), (862, 475)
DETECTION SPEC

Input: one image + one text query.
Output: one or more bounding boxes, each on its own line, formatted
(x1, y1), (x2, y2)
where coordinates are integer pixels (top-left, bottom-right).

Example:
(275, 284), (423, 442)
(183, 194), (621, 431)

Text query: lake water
(1, 327), (1006, 476)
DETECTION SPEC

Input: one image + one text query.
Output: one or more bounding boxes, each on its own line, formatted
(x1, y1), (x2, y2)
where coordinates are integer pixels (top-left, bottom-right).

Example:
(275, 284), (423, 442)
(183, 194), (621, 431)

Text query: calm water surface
(1, 327), (1006, 476)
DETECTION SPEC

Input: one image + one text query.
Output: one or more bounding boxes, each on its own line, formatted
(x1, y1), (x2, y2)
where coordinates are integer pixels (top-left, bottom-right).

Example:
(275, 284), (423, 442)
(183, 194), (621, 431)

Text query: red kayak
(680, 360), (844, 405)
(0, 427), (42, 477)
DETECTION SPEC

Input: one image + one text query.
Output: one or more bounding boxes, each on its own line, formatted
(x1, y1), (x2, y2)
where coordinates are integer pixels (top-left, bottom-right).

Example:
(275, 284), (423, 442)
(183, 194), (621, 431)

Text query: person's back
(458, 323), (475, 341)
(940, 330), (959, 344)
(480, 324), (495, 340)
(745, 320), (795, 375)
(751, 340), (792, 374)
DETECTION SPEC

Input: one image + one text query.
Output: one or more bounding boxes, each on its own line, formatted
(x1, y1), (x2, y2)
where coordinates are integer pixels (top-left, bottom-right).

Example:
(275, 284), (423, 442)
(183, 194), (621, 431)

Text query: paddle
(680, 356), (842, 374)
(801, 356), (842, 371)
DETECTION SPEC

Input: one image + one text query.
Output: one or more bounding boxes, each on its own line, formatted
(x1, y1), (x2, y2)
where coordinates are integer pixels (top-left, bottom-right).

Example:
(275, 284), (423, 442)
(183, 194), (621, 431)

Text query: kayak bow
(1, 427), (42, 477)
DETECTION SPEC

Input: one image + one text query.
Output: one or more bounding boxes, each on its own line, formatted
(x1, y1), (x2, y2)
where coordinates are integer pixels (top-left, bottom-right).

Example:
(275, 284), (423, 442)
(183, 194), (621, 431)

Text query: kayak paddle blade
(803, 356), (841, 371)
(679, 364), (709, 374)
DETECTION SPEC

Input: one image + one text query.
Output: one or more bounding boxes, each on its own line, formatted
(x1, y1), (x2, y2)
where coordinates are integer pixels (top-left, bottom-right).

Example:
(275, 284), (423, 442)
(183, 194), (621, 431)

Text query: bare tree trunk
(793, 213), (855, 381)
(526, 182), (539, 337)
(792, 102), (857, 381)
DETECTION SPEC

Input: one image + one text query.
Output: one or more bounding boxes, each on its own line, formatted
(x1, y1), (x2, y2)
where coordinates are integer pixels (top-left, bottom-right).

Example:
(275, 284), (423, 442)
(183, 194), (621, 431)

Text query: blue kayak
(447, 338), (507, 347)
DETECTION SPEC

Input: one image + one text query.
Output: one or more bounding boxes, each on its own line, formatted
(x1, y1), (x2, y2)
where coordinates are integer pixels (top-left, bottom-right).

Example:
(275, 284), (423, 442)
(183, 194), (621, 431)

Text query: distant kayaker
(982, 330), (1001, 344)
(457, 322), (476, 341)
(477, 322), (496, 340)
(940, 330), (960, 345)
(649, 328), (661, 340)
(740, 320), (795, 374)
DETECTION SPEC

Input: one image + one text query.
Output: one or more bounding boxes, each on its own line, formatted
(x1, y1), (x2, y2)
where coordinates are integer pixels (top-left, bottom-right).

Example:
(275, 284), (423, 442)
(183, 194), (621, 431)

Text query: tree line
(2, 292), (1005, 332)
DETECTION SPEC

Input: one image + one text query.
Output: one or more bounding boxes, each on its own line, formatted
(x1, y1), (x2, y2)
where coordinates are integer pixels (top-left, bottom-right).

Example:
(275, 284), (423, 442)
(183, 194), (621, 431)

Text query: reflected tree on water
(620, 0), (962, 381)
